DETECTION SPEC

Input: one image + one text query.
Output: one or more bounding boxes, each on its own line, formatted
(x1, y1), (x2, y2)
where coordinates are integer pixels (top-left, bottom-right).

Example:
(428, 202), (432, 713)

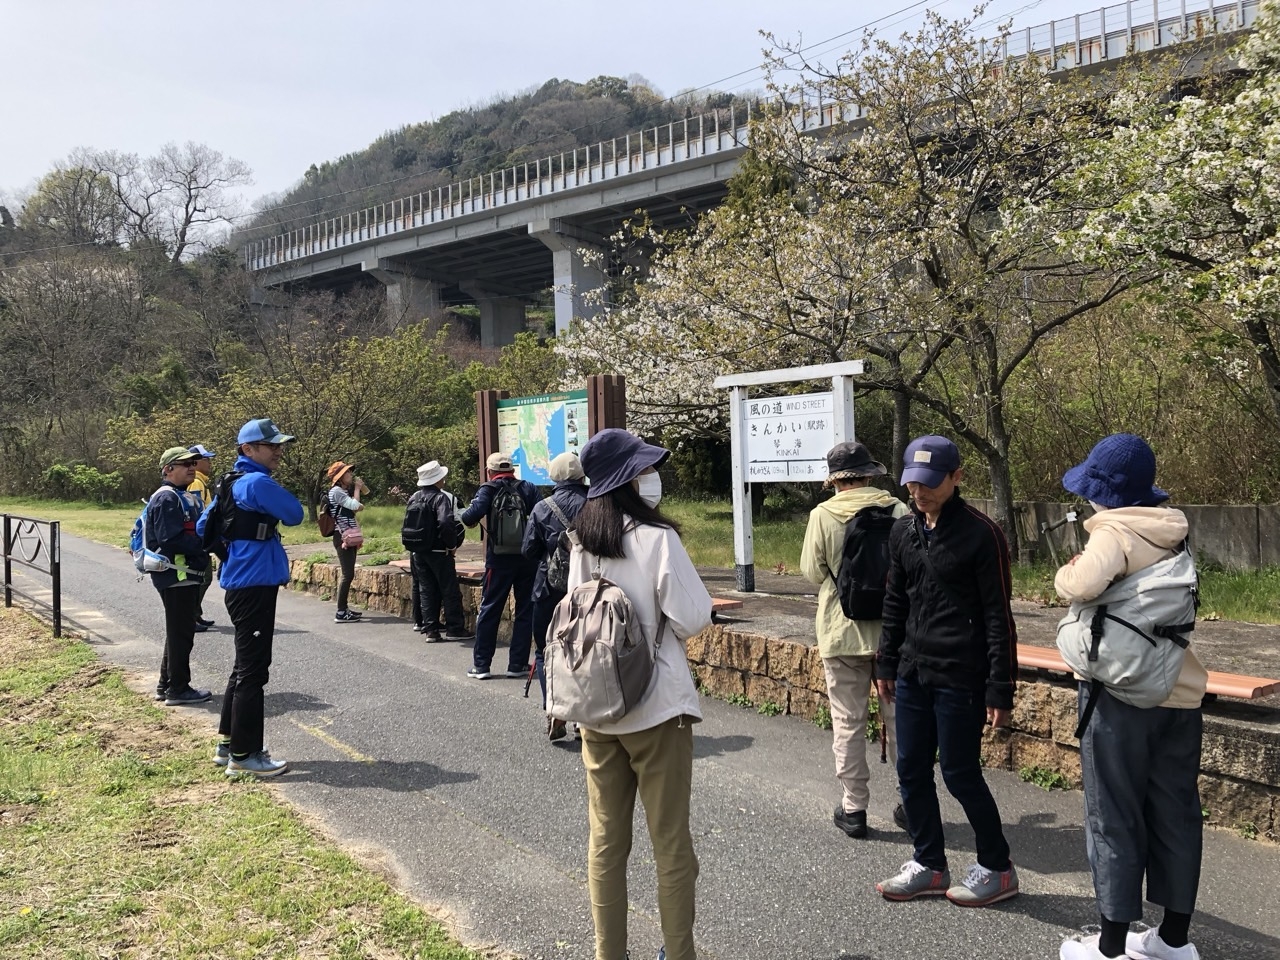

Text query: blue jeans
(472, 557), (536, 672)
(895, 673), (1011, 873)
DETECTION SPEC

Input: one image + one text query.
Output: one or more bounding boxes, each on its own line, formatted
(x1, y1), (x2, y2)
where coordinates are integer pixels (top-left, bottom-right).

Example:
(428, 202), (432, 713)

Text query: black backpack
(834, 504), (898, 621)
(200, 471), (277, 558)
(401, 489), (438, 551)
(543, 497), (578, 594)
(488, 480), (529, 555)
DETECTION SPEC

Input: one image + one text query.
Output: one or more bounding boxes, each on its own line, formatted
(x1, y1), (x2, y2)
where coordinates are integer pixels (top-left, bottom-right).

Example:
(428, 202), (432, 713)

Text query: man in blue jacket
(198, 418), (304, 777)
(460, 451), (537, 680)
(521, 451), (588, 738)
(148, 446), (213, 706)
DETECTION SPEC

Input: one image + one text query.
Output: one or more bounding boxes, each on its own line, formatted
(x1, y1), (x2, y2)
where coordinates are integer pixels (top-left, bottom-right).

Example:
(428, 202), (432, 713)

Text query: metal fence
(3, 514), (62, 637)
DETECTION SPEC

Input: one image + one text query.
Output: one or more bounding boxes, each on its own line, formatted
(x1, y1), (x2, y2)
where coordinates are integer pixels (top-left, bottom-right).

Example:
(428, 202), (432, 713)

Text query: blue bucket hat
(580, 428), (669, 499)
(1062, 433), (1168, 508)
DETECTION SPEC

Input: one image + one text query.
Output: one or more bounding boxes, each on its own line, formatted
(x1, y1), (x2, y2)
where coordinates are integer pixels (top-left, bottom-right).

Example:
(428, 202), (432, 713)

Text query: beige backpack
(545, 563), (665, 727)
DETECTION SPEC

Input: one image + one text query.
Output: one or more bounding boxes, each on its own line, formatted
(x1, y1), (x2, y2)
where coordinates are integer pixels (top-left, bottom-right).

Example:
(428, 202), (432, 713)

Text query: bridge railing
(244, 109), (754, 272)
(243, 0), (1258, 273)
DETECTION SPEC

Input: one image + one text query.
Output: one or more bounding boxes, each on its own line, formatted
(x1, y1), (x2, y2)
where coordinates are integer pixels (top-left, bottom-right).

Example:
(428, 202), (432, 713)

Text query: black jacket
(522, 480), (588, 601)
(402, 486), (463, 552)
(875, 490), (1018, 710)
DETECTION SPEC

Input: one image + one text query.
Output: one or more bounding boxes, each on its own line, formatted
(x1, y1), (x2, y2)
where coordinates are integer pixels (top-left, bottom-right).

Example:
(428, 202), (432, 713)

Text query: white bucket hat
(416, 461), (448, 487)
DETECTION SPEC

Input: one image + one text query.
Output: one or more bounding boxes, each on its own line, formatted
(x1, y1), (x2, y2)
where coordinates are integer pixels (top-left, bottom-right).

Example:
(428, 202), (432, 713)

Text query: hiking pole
(880, 711), (888, 764)
(523, 660), (535, 698)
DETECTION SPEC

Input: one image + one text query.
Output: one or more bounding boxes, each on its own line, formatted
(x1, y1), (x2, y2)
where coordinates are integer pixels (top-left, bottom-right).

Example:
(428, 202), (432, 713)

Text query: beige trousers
(581, 716), (699, 960)
(823, 655), (897, 813)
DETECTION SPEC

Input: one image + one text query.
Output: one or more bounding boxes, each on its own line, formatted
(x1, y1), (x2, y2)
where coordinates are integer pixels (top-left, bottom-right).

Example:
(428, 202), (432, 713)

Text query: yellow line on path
(292, 720), (376, 763)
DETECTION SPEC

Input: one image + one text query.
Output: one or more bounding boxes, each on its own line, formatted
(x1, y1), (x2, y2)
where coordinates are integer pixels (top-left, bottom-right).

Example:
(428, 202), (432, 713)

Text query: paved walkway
(14, 535), (1280, 960)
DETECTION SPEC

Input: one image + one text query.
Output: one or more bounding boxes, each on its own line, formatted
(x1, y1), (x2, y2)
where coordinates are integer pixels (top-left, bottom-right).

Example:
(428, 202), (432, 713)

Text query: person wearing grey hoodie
(1055, 434), (1206, 960)
(801, 441), (909, 840)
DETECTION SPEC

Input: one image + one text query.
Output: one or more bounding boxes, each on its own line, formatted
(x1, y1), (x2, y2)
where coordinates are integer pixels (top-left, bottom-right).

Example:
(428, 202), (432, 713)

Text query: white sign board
(745, 391), (835, 482)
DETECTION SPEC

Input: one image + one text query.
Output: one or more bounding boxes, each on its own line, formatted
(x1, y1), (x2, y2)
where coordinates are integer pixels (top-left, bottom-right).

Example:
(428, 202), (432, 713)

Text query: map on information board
(497, 390), (589, 485)
(745, 391), (836, 481)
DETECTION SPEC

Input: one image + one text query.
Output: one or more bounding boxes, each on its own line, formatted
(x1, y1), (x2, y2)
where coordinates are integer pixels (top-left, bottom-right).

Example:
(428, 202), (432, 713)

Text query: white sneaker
(1126, 928), (1200, 960)
(1060, 935), (1106, 959)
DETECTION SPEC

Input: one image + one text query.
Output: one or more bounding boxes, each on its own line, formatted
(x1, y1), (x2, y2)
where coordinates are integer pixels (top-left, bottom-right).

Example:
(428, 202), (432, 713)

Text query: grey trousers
(1078, 682), (1203, 921)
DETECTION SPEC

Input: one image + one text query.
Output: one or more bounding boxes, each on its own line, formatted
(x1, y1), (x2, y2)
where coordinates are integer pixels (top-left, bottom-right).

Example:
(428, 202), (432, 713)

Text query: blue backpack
(130, 492), (196, 575)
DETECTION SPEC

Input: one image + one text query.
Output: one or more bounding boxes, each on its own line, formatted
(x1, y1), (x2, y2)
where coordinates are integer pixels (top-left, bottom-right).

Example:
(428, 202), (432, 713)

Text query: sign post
(713, 361), (865, 592)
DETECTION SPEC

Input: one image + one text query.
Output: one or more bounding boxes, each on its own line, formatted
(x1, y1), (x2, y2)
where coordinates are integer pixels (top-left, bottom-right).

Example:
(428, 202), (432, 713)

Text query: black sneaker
(893, 803), (909, 831)
(422, 631), (442, 643)
(834, 806), (868, 839)
(196, 617), (215, 627)
(154, 690), (165, 702)
(443, 630), (474, 641)
(334, 610), (362, 623)
(466, 666), (492, 680)
(192, 622), (210, 633)
(165, 687), (213, 706)
(547, 717), (567, 742)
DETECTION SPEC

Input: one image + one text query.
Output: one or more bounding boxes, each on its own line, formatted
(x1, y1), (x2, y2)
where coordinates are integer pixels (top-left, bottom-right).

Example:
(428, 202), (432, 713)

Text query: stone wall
(289, 557), (1278, 841)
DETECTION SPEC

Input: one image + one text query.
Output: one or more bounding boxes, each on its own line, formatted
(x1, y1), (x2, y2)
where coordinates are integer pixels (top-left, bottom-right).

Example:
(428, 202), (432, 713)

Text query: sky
(1, 0), (1098, 212)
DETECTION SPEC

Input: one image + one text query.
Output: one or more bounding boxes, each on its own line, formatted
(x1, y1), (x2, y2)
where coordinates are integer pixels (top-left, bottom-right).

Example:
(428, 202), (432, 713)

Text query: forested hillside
(239, 76), (754, 241)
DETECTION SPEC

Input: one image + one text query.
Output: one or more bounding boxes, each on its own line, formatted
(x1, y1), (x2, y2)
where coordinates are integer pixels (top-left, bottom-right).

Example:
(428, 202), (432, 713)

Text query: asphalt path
(11, 533), (1280, 960)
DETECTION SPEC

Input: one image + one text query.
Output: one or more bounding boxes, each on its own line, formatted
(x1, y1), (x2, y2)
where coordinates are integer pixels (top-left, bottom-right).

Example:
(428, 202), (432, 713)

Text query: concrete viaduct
(243, 0), (1259, 347)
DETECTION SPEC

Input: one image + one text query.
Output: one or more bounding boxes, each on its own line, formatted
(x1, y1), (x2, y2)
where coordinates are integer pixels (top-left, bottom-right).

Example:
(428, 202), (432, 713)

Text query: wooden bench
(387, 558), (743, 612)
(1017, 643), (1280, 700)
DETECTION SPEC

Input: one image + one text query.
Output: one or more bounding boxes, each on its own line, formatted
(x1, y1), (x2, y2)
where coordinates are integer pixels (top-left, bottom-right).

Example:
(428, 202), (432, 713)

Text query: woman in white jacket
(571, 428), (712, 960)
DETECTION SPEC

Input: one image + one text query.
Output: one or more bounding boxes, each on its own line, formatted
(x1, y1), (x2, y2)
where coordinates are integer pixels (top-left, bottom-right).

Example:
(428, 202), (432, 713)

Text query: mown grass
(0, 607), (482, 960)
(7, 495), (1280, 623)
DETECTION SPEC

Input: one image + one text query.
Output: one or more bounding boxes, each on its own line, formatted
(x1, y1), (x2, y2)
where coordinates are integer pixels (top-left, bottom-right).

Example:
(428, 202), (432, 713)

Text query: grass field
(0, 606), (480, 959)
(4, 495), (1279, 623)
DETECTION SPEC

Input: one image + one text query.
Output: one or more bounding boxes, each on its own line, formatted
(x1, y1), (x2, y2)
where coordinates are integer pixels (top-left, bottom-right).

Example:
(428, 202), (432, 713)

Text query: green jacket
(800, 486), (909, 659)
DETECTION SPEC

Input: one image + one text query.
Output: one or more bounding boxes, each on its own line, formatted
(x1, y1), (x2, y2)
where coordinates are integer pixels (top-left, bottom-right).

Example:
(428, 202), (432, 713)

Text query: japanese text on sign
(744, 391), (834, 481)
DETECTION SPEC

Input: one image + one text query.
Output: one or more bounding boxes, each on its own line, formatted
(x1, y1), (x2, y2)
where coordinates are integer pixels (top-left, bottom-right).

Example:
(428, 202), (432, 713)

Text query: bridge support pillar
(460, 282), (526, 348)
(529, 220), (608, 337)
(362, 260), (443, 324)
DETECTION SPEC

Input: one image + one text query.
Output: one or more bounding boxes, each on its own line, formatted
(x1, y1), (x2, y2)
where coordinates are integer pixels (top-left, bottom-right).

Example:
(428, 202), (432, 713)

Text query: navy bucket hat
(580, 428), (670, 499)
(1062, 433), (1169, 508)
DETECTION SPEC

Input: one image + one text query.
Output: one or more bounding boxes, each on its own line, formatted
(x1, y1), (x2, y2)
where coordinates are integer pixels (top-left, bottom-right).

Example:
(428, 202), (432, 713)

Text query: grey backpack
(545, 558), (666, 727)
(1056, 546), (1198, 736)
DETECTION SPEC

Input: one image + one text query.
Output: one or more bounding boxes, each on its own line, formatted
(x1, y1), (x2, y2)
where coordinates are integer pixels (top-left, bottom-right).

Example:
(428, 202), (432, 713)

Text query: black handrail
(2, 514), (62, 637)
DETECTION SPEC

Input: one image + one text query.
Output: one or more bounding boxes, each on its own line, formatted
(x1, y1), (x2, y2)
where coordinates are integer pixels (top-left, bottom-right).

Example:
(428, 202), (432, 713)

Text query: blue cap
(1062, 433), (1169, 508)
(188, 444), (216, 459)
(900, 435), (961, 488)
(580, 428), (669, 499)
(236, 418), (295, 445)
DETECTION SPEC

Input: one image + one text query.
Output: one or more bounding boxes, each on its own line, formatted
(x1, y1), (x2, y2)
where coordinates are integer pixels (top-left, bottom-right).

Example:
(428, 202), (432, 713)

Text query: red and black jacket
(875, 490), (1019, 710)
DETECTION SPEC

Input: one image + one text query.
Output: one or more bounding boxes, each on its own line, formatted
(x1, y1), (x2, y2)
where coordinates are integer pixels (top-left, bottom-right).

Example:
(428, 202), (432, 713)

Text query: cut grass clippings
(6, 495), (1280, 624)
(0, 607), (483, 960)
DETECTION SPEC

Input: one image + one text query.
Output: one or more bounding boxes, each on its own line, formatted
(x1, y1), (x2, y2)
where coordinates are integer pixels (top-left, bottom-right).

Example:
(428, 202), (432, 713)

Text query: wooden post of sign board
(475, 389), (510, 478)
(586, 375), (626, 435)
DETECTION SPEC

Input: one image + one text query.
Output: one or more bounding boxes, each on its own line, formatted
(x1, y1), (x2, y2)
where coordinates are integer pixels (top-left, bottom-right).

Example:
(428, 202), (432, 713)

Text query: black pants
(472, 557), (536, 672)
(157, 585), (200, 696)
(531, 592), (562, 707)
(895, 673), (1011, 872)
(1079, 683), (1203, 921)
(411, 551), (466, 634)
(220, 585), (278, 757)
(330, 533), (357, 611)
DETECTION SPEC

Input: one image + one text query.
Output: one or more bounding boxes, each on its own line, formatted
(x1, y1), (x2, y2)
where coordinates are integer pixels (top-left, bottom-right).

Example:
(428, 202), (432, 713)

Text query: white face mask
(636, 472), (662, 508)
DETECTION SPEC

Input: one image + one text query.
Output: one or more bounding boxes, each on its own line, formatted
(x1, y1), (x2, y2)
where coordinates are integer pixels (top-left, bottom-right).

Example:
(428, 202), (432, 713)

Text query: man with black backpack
(196, 418), (304, 778)
(402, 460), (470, 643)
(459, 451), (537, 680)
(801, 441), (909, 839)
(521, 452), (588, 739)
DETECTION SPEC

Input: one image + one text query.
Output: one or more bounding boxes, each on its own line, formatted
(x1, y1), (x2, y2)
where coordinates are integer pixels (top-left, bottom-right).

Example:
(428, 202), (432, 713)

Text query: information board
(497, 390), (589, 485)
(744, 391), (835, 481)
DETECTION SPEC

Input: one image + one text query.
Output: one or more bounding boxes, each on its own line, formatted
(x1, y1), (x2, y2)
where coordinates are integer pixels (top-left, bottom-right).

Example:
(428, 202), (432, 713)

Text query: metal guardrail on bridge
(3, 514), (62, 637)
(243, 0), (1258, 273)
